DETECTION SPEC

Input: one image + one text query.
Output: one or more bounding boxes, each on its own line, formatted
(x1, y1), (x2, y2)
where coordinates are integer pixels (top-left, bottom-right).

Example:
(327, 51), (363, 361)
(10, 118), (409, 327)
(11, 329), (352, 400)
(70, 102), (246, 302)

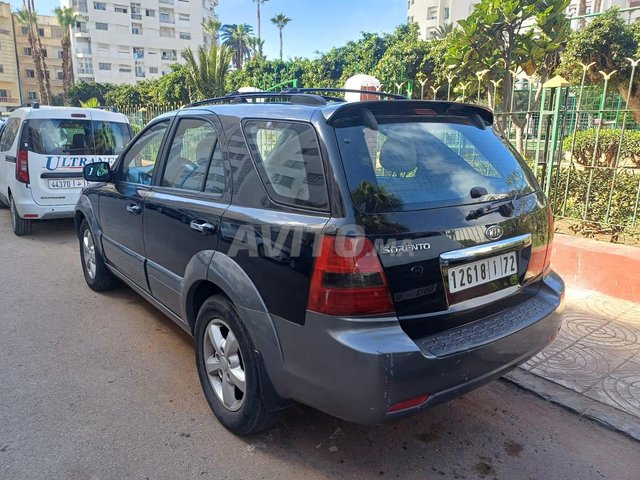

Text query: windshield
(334, 118), (537, 213)
(28, 118), (131, 156)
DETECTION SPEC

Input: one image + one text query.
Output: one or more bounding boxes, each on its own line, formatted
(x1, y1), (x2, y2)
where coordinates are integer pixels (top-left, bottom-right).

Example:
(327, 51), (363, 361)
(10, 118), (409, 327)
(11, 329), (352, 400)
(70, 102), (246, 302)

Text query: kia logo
(485, 225), (503, 240)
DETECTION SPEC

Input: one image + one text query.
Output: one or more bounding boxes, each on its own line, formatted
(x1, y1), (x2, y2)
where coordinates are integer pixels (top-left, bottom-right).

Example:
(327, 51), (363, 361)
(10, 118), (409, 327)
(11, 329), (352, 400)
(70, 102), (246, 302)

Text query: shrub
(562, 128), (640, 167)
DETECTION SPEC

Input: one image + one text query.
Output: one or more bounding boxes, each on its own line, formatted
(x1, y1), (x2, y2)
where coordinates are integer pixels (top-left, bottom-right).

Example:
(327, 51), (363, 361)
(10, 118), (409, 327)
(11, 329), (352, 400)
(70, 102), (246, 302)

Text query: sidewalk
(505, 289), (640, 440)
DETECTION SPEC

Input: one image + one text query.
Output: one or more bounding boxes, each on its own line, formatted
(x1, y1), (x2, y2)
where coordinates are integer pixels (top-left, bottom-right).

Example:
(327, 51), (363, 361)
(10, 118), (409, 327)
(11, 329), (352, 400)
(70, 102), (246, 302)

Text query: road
(0, 212), (638, 480)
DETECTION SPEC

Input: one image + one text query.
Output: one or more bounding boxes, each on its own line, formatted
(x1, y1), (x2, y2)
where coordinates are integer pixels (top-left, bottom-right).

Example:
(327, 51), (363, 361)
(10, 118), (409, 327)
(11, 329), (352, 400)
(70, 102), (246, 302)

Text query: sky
(10, 0), (408, 60)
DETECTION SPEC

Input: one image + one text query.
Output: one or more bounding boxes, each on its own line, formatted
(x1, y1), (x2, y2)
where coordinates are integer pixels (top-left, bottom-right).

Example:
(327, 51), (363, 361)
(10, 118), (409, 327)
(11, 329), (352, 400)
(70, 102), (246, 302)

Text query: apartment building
(61, 0), (217, 84)
(0, 2), (20, 112)
(567, 0), (640, 22)
(13, 13), (65, 103)
(407, 0), (479, 39)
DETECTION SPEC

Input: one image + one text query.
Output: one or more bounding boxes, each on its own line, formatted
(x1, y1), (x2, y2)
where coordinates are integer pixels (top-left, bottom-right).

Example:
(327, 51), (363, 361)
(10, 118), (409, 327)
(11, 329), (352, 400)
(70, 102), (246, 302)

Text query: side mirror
(83, 161), (112, 182)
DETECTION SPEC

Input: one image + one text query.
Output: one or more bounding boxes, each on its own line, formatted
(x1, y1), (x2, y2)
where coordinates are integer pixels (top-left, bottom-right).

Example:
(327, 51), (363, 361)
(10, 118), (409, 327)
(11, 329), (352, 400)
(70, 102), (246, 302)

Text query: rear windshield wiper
(466, 191), (516, 221)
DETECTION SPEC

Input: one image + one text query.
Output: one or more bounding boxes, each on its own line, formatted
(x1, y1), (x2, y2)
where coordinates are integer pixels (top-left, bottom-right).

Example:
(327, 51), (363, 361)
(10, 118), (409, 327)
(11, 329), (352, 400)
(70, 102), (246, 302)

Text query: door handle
(6, 155), (16, 163)
(190, 219), (216, 235)
(126, 203), (142, 215)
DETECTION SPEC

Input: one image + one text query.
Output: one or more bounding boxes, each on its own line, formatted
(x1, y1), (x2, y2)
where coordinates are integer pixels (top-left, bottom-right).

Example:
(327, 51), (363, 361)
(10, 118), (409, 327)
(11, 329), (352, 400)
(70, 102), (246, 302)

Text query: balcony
(159, 29), (174, 38)
(77, 68), (94, 75)
(159, 0), (174, 4)
(74, 27), (90, 38)
(0, 96), (19, 104)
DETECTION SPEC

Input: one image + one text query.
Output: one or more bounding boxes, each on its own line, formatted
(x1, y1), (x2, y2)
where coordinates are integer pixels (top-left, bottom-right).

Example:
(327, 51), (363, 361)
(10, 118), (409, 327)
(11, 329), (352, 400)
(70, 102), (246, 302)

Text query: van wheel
(195, 295), (279, 435)
(79, 219), (118, 291)
(10, 196), (32, 236)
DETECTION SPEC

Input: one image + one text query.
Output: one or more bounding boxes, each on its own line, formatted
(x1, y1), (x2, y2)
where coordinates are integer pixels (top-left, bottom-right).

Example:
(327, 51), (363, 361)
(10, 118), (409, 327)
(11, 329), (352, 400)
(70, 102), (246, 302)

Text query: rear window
(27, 118), (131, 156)
(243, 120), (328, 210)
(334, 118), (537, 213)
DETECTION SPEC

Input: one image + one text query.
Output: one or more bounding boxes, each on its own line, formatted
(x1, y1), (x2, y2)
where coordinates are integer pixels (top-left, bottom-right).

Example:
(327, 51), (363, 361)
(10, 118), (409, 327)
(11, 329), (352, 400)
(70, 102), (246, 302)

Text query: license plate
(447, 251), (518, 293)
(48, 179), (88, 189)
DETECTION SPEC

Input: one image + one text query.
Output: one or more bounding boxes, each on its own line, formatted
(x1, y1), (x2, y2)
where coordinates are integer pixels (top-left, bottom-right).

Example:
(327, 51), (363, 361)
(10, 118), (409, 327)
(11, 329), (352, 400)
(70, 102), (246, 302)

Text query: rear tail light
(387, 394), (430, 413)
(307, 235), (395, 316)
(16, 148), (29, 184)
(526, 206), (554, 280)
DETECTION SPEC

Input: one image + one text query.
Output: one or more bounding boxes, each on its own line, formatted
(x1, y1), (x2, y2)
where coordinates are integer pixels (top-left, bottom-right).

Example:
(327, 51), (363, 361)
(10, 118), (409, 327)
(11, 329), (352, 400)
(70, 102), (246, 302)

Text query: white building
(567, 0), (640, 23)
(406, 0), (479, 39)
(61, 0), (217, 84)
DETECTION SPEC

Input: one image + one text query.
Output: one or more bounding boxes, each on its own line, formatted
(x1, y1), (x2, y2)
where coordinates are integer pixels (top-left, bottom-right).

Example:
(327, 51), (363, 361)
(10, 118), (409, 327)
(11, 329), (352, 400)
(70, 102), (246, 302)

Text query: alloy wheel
(82, 229), (97, 280)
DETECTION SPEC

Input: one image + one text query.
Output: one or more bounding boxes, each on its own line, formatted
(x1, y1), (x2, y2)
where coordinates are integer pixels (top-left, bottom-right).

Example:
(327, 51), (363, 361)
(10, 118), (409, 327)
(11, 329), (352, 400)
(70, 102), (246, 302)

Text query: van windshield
(28, 119), (131, 156)
(334, 118), (538, 213)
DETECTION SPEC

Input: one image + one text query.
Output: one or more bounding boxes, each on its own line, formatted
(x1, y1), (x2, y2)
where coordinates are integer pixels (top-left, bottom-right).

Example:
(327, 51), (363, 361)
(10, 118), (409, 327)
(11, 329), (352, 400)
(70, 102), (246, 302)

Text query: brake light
(307, 235), (395, 316)
(16, 149), (29, 183)
(525, 207), (554, 280)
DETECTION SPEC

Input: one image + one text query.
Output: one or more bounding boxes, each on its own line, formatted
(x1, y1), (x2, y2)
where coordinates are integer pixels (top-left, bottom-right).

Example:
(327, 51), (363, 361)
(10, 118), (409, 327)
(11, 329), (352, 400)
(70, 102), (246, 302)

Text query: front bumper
(271, 271), (564, 424)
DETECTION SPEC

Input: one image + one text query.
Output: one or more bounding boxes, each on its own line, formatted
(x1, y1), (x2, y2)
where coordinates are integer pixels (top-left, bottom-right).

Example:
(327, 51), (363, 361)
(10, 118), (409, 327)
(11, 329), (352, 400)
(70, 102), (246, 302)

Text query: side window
(121, 121), (169, 185)
(0, 118), (20, 152)
(243, 120), (328, 210)
(161, 117), (218, 192)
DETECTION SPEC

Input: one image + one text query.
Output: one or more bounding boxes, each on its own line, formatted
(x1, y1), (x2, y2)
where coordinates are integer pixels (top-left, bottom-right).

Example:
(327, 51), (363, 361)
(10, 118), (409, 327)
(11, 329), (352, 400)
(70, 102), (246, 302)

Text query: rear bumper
(271, 271), (564, 424)
(12, 191), (75, 220)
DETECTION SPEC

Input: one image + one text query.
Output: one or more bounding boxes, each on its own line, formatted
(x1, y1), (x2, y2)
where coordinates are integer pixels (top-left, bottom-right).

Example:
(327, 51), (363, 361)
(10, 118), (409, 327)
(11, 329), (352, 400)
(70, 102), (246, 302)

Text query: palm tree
(577, 0), (587, 28)
(202, 17), (221, 45)
(54, 7), (76, 99)
(220, 23), (253, 69)
(270, 13), (291, 61)
(431, 22), (454, 39)
(182, 43), (233, 101)
(15, 5), (50, 104)
(253, 0), (269, 56)
(247, 36), (264, 61)
(79, 97), (100, 108)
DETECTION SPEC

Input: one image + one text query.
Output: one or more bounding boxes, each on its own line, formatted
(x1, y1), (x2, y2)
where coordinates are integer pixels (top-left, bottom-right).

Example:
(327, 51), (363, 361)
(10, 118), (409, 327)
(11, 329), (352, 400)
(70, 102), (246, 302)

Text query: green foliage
(221, 24), (254, 69)
(182, 43), (233, 101)
(79, 97), (100, 108)
(68, 81), (115, 106)
(563, 128), (640, 167)
(155, 64), (191, 104)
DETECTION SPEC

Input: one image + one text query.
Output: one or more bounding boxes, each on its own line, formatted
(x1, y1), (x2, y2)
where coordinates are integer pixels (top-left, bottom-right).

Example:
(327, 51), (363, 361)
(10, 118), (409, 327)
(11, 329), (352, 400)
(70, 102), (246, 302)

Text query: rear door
(26, 112), (130, 206)
(143, 113), (230, 315)
(332, 108), (551, 336)
(0, 116), (21, 203)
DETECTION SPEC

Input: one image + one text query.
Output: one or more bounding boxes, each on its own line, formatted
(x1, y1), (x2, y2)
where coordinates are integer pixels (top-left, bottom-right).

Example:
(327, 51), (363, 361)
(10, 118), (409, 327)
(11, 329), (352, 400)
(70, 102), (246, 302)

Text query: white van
(0, 105), (132, 235)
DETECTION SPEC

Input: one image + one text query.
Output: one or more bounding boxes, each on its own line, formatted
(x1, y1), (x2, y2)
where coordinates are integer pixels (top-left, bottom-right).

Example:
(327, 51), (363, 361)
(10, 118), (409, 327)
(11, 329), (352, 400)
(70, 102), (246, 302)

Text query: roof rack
(95, 105), (119, 113)
(21, 102), (40, 109)
(183, 87), (406, 109)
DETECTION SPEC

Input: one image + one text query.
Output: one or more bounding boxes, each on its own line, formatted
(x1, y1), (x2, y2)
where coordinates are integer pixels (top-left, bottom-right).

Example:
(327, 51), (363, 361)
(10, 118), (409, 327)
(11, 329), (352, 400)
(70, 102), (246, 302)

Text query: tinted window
(0, 117), (20, 151)
(162, 118), (219, 192)
(121, 121), (168, 185)
(27, 119), (131, 155)
(334, 119), (537, 213)
(243, 120), (328, 210)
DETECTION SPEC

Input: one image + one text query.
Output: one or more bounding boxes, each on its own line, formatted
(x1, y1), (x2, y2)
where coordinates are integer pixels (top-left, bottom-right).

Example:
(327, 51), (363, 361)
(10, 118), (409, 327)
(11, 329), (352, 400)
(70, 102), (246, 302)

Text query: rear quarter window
(0, 117), (20, 151)
(243, 120), (328, 210)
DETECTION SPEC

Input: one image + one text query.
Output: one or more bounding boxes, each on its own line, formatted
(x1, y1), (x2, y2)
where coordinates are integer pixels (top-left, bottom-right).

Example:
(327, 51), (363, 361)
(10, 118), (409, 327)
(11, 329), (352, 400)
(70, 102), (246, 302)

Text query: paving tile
(564, 291), (635, 320)
(528, 343), (618, 394)
(560, 310), (611, 342)
(617, 306), (640, 328)
(524, 331), (576, 369)
(577, 320), (640, 357)
(583, 364), (640, 418)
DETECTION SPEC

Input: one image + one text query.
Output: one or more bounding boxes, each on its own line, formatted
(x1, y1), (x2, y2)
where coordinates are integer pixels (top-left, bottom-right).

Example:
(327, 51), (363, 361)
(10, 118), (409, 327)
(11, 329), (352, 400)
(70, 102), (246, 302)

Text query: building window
(159, 27), (174, 38)
(96, 22), (108, 30)
(23, 47), (32, 56)
(145, 9), (155, 17)
(57, 50), (64, 59)
(28, 91), (38, 100)
(178, 13), (190, 22)
(428, 6), (438, 20)
(0, 65), (3, 73)
(133, 47), (144, 59)
(26, 69), (35, 78)
(132, 23), (142, 35)
(99, 62), (111, 70)
(51, 27), (62, 38)
(0, 89), (8, 98)
(131, 2), (141, 19)
(135, 66), (145, 77)
(119, 66), (131, 73)
(38, 28), (45, 37)
(41, 49), (47, 57)
(159, 12), (172, 23)
(93, 1), (106, 9)
(21, 26), (28, 35)
(78, 59), (93, 74)
(114, 5), (127, 13)
(444, 7), (450, 20)
(56, 71), (64, 80)
(161, 50), (177, 60)
(179, 32), (191, 40)
(149, 67), (158, 74)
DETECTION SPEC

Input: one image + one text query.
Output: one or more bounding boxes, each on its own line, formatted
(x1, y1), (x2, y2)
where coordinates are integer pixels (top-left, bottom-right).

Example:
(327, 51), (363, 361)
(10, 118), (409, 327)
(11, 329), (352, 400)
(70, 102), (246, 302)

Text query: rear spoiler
(323, 100), (494, 129)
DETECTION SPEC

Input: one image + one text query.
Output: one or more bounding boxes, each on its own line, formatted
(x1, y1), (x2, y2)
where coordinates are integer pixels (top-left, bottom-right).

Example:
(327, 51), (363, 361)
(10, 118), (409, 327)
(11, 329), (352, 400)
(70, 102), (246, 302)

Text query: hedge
(562, 128), (640, 167)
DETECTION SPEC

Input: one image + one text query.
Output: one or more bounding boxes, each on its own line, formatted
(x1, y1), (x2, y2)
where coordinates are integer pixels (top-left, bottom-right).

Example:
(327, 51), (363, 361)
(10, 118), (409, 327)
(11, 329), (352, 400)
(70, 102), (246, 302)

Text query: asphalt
(0, 213), (638, 480)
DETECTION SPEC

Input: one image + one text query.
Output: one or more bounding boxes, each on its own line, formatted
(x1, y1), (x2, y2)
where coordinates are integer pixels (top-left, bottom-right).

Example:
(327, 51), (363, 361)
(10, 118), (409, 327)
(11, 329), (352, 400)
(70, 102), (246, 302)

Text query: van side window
(121, 121), (169, 185)
(243, 120), (328, 210)
(161, 118), (219, 192)
(0, 118), (20, 152)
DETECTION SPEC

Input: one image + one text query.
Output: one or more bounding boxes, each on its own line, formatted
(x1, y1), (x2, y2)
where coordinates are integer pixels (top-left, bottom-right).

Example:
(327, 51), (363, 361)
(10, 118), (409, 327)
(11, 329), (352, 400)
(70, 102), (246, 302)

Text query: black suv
(76, 89), (564, 435)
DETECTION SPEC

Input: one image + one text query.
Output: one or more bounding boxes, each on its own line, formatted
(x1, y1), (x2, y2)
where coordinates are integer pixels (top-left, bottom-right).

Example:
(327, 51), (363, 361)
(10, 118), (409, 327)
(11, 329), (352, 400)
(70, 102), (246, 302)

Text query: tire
(10, 196), (32, 236)
(78, 219), (118, 291)
(195, 295), (279, 435)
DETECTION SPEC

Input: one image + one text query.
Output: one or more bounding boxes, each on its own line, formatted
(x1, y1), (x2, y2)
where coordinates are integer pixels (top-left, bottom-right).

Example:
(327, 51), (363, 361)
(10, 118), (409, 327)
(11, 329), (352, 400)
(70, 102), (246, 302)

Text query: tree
(253, 0), (269, 56)
(220, 24), (254, 69)
(79, 97), (100, 108)
(270, 13), (291, 61)
(202, 17), (221, 45)
(156, 64), (191, 104)
(68, 81), (115, 106)
(577, 0), (587, 29)
(54, 6), (76, 99)
(182, 43), (233, 101)
(560, 8), (640, 117)
(15, 5), (51, 104)
(431, 23), (454, 39)
(247, 36), (265, 61)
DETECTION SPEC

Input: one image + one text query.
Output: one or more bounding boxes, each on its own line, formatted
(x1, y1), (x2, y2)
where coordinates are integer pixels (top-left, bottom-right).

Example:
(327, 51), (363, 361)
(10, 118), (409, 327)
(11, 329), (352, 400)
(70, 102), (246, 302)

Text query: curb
(502, 369), (640, 443)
